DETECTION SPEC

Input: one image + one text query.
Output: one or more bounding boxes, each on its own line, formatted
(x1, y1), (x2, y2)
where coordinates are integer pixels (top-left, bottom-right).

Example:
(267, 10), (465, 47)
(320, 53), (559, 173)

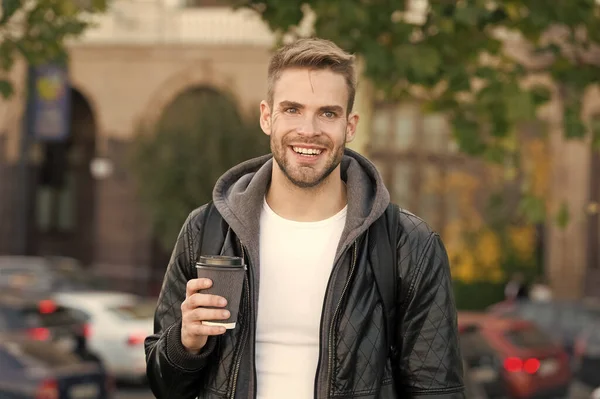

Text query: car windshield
(108, 301), (156, 321)
(505, 325), (555, 349)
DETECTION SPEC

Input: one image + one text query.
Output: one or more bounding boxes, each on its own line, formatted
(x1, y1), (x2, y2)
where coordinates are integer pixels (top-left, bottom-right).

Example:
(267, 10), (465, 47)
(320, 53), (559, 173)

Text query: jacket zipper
(325, 241), (358, 398)
(229, 243), (251, 399)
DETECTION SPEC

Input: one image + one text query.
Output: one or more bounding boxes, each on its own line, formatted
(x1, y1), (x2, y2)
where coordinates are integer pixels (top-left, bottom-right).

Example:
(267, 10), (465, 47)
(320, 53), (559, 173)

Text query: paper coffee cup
(196, 255), (246, 329)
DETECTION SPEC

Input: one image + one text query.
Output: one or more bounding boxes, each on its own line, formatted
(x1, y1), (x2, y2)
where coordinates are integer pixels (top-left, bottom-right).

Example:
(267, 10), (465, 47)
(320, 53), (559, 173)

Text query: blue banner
(29, 63), (71, 141)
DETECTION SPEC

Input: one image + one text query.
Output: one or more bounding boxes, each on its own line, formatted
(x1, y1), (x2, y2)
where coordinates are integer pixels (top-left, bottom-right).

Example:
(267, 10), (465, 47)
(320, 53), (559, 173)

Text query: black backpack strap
(370, 203), (400, 357)
(196, 201), (228, 261)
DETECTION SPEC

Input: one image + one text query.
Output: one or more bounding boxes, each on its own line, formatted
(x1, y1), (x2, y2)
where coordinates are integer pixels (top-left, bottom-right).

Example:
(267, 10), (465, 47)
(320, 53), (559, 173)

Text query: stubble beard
(270, 130), (346, 189)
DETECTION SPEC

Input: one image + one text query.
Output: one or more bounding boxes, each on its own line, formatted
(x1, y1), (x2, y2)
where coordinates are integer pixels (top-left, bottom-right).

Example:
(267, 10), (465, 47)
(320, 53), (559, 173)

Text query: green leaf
(590, 114), (600, 149)
(504, 85), (535, 122)
(491, 111), (510, 138)
(452, 115), (486, 155)
(409, 46), (441, 83)
(0, 79), (13, 99)
(519, 195), (546, 224)
(0, 0), (21, 25)
(453, 4), (480, 27)
(447, 70), (471, 92)
(0, 40), (15, 70)
(530, 85), (552, 106)
(484, 145), (506, 164)
(555, 201), (570, 229)
(474, 67), (497, 80)
(564, 105), (586, 139)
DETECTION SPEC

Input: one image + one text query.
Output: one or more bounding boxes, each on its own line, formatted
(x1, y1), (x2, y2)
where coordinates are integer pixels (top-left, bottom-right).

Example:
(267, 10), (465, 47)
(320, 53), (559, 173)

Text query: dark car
(458, 322), (508, 399)
(463, 359), (491, 399)
(488, 298), (600, 356)
(0, 335), (114, 398)
(574, 321), (600, 387)
(0, 293), (95, 361)
(0, 256), (111, 294)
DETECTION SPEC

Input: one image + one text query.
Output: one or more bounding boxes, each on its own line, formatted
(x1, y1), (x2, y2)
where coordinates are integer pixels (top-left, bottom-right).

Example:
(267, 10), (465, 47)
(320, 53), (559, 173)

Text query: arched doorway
(143, 86), (267, 295)
(29, 88), (97, 265)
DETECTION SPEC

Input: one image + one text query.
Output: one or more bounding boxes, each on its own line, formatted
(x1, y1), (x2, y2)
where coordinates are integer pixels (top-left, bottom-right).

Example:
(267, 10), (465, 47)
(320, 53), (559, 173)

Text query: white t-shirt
(256, 199), (347, 399)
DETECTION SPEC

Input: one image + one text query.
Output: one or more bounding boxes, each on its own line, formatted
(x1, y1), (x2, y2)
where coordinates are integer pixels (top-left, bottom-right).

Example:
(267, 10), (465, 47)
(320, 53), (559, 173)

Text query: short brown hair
(267, 38), (357, 113)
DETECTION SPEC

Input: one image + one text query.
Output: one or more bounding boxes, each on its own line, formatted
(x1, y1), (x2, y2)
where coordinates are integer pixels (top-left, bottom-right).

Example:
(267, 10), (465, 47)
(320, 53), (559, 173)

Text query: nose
(296, 114), (320, 136)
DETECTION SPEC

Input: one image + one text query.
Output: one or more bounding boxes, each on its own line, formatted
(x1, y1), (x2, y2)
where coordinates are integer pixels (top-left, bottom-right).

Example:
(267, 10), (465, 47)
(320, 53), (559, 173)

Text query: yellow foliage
(475, 229), (501, 269)
(444, 221), (505, 284)
(523, 139), (550, 197)
(508, 225), (536, 262)
(451, 251), (477, 284)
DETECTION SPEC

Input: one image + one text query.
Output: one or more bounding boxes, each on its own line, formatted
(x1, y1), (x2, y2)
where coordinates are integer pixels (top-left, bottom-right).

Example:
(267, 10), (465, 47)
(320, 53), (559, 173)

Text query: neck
(266, 165), (347, 222)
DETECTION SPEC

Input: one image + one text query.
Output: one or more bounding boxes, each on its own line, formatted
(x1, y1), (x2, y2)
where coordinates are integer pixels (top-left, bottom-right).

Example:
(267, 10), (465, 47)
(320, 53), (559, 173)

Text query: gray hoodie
(212, 148), (391, 270)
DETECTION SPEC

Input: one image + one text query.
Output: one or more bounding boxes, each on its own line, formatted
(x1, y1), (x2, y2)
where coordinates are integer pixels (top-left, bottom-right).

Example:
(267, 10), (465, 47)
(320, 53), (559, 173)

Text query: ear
(259, 100), (272, 136)
(345, 112), (359, 143)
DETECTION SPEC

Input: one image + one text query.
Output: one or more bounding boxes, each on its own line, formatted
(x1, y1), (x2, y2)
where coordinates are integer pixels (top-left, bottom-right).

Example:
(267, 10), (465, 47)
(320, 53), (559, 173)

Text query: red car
(458, 312), (571, 399)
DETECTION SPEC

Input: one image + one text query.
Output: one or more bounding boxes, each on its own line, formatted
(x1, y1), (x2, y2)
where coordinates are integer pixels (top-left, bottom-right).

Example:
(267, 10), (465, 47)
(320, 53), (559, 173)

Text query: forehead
(272, 68), (348, 109)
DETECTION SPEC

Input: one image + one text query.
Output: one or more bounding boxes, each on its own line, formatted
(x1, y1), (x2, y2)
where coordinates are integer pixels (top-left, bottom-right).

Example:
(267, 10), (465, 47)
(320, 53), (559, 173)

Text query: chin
(283, 166), (336, 189)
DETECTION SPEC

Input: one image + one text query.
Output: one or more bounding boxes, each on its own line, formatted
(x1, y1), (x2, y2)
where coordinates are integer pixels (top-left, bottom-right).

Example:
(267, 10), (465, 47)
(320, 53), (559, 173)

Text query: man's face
(260, 68), (359, 189)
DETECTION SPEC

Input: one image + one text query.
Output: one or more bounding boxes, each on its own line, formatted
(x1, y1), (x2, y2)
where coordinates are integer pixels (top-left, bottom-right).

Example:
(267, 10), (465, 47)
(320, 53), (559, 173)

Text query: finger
(187, 324), (227, 336)
(187, 293), (227, 309)
(186, 278), (212, 298)
(186, 308), (230, 323)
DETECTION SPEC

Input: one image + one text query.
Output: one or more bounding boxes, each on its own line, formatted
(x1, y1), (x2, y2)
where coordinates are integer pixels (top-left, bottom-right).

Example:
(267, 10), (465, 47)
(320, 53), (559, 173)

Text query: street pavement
(115, 381), (596, 399)
(115, 383), (154, 399)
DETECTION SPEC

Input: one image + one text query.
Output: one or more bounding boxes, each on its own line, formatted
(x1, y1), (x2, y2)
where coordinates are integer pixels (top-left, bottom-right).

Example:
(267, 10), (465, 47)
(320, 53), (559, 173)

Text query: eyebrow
(278, 101), (344, 115)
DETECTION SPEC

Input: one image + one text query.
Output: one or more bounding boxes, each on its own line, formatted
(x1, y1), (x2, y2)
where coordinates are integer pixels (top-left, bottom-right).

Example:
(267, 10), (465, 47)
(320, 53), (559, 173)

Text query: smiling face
(260, 67), (359, 189)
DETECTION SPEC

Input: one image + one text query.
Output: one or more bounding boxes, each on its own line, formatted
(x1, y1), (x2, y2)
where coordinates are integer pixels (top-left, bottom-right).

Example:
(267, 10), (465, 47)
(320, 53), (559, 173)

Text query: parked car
(574, 321), (600, 388)
(0, 255), (111, 294)
(459, 312), (571, 399)
(458, 321), (507, 398)
(488, 298), (600, 356)
(54, 291), (155, 383)
(0, 292), (95, 362)
(463, 359), (491, 399)
(0, 334), (114, 398)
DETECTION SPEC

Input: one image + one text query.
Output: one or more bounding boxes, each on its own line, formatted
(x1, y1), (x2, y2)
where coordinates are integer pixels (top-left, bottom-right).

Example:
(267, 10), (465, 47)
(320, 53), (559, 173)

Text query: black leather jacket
(145, 205), (464, 399)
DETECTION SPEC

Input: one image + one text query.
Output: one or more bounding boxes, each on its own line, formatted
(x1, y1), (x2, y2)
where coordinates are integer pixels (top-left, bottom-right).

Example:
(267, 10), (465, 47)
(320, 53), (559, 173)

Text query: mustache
(281, 135), (332, 147)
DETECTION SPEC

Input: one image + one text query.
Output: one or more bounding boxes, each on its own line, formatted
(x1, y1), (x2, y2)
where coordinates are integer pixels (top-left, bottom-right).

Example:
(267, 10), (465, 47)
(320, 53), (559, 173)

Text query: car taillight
(82, 324), (92, 338)
(504, 357), (523, 372)
(36, 379), (58, 399)
(504, 357), (541, 374)
(38, 300), (57, 314)
(523, 358), (540, 374)
(127, 333), (146, 346)
(28, 327), (51, 341)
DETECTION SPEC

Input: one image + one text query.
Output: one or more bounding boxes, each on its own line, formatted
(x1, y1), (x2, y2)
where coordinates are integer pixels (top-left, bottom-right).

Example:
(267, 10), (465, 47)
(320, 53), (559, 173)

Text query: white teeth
(292, 146), (322, 155)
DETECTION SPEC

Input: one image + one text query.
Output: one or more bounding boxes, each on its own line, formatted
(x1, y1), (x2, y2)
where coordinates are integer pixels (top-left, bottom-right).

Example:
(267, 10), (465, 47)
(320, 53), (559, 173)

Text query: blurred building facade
(0, 0), (598, 298)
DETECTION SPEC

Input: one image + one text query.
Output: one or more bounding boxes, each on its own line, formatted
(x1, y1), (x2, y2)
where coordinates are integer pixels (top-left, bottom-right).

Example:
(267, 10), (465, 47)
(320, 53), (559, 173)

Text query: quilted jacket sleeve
(144, 208), (218, 399)
(395, 231), (465, 398)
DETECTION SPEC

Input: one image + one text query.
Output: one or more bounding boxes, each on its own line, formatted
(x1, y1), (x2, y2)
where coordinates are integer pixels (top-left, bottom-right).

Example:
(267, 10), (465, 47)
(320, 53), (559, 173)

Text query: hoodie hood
(212, 148), (390, 266)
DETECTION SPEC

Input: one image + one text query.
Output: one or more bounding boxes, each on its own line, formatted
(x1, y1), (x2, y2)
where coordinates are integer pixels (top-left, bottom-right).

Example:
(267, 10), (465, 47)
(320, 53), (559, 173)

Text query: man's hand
(181, 278), (229, 354)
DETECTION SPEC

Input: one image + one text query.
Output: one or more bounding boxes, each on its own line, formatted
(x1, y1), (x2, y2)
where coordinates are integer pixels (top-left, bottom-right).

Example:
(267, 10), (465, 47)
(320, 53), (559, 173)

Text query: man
(145, 38), (465, 399)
